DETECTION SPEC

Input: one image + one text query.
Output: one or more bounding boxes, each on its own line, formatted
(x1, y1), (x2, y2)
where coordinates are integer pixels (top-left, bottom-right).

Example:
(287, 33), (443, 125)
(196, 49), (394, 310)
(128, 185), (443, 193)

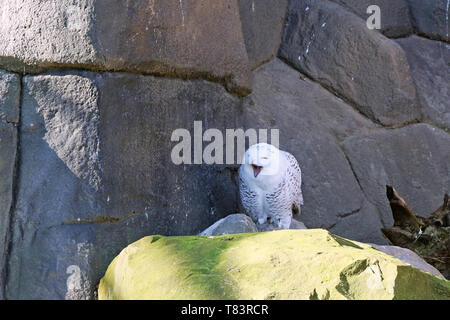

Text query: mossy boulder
(98, 229), (450, 300)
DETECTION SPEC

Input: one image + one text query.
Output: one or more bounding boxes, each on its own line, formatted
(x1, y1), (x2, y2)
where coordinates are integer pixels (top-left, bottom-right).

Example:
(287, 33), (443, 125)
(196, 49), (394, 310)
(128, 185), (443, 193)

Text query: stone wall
(0, 0), (448, 299)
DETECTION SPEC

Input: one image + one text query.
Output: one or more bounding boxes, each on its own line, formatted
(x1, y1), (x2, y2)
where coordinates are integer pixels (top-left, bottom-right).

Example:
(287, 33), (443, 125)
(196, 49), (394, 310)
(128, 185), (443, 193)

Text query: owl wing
(238, 167), (260, 222)
(283, 151), (303, 211)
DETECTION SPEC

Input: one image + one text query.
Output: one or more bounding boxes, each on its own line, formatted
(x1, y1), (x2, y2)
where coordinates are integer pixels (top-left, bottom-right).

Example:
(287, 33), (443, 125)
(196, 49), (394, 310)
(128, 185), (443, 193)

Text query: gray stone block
(342, 124), (450, 227)
(397, 36), (450, 132)
(278, 0), (421, 126)
(238, 0), (289, 69)
(0, 0), (251, 95)
(406, 0), (450, 43)
(6, 71), (243, 299)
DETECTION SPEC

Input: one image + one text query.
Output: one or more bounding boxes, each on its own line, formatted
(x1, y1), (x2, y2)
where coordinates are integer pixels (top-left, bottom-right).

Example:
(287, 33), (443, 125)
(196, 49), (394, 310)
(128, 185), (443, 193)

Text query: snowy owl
(238, 143), (303, 229)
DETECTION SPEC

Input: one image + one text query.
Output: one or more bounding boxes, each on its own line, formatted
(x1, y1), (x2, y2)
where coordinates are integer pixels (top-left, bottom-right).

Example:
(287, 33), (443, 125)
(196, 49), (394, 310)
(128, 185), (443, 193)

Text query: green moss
(394, 266), (450, 300)
(99, 230), (450, 300)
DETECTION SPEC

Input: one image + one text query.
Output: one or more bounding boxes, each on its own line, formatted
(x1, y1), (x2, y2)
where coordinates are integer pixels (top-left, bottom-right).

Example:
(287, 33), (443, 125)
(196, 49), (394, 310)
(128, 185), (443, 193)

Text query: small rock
(199, 214), (258, 236)
(371, 244), (445, 279)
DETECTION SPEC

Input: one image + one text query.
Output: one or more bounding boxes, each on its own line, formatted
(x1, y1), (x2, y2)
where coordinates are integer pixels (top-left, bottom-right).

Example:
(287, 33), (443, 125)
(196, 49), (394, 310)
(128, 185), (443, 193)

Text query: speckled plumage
(239, 143), (303, 229)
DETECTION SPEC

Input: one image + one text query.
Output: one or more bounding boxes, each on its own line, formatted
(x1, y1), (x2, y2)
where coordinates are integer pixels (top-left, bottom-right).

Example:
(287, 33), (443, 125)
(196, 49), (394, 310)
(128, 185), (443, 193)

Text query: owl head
(241, 143), (281, 178)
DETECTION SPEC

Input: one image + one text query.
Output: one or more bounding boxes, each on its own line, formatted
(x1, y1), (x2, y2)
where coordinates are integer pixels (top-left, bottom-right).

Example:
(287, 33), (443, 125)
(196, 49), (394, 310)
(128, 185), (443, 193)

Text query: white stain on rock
(65, 265), (82, 299)
(305, 40), (312, 55)
(179, 0), (186, 27)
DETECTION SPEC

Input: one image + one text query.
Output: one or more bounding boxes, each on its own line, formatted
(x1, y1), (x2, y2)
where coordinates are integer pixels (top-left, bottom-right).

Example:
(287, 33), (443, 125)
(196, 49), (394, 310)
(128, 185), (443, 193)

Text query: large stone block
(0, 0), (251, 95)
(342, 124), (450, 227)
(6, 71), (243, 299)
(278, 0), (421, 126)
(0, 70), (20, 299)
(330, 0), (413, 38)
(98, 230), (450, 300)
(397, 36), (450, 132)
(406, 0), (450, 43)
(242, 59), (385, 244)
(238, 0), (289, 69)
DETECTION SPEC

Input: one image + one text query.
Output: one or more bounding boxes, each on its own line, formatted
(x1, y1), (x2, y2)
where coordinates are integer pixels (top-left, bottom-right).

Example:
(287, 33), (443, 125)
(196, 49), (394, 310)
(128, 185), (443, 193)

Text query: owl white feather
(238, 143), (303, 229)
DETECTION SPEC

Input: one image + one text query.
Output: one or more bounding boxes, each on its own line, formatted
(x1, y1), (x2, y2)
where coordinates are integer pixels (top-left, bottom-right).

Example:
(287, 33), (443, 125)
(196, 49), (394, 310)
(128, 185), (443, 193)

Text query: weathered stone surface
(0, 71), (21, 124)
(342, 124), (450, 227)
(278, 0), (421, 126)
(0, 70), (20, 299)
(238, 0), (289, 69)
(0, 122), (16, 298)
(6, 71), (243, 299)
(328, 200), (388, 245)
(330, 0), (413, 38)
(0, 0), (251, 95)
(199, 214), (258, 236)
(6, 212), (184, 299)
(396, 36), (450, 132)
(371, 244), (445, 279)
(242, 59), (385, 244)
(406, 0), (450, 43)
(98, 230), (450, 300)
(96, 73), (242, 227)
(0, 0), (97, 71)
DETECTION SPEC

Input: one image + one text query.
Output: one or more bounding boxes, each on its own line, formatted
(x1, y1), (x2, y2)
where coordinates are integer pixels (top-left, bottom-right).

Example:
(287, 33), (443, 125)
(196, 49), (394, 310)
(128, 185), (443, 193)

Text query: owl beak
(252, 165), (263, 178)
